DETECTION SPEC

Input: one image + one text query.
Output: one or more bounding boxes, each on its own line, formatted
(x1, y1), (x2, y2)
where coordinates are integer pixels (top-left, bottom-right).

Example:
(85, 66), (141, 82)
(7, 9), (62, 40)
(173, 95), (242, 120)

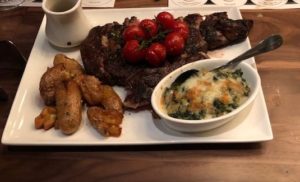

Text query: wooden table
(1, 0), (300, 181)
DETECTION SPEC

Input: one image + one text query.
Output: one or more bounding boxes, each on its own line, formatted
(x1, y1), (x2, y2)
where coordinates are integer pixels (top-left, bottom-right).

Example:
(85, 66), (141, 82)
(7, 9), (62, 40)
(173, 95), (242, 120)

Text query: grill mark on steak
(80, 12), (253, 110)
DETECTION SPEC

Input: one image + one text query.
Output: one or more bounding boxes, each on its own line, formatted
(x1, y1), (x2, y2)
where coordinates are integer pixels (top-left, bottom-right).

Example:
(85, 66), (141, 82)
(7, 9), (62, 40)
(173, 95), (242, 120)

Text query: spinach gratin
(162, 69), (250, 120)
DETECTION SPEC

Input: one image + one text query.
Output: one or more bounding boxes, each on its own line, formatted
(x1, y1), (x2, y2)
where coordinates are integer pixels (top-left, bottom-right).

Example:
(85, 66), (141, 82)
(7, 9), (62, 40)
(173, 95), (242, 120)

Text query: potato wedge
(53, 54), (84, 77)
(39, 64), (71, 106)
(55, 80), (82, 135)
(75, 75), (123, 113)
(87, 106), (123, 137)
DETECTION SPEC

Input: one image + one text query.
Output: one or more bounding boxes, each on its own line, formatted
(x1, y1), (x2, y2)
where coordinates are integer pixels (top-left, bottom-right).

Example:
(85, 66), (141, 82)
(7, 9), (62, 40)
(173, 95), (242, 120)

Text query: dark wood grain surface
(1, 0), (300, 181)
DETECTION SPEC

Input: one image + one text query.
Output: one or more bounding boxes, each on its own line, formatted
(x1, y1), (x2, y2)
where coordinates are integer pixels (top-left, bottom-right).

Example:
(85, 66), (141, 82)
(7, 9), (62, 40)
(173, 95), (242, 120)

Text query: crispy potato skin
(53, 54), (84, 77)
(37, 54), (124, 137)
(76, 75), (124, 137)
(74, 75), (102, 105)
(39, 54), (84, 106)
(98, 85), (123, 113)
(34, 106), (56, 130)
(75, 75), (123, 113)
(87, 106), (123, 137)
(39, 64), (70, 106)
(55, 80), (82, 135)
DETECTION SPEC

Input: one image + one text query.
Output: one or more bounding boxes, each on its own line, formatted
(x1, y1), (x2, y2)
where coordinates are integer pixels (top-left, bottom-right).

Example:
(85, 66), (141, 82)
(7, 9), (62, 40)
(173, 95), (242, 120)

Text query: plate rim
(1, 6), (273, 146)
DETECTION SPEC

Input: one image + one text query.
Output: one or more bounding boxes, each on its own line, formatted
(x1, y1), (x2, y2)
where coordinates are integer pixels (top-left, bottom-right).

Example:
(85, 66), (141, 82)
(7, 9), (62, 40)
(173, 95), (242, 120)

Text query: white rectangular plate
(1, 7), (273, 145)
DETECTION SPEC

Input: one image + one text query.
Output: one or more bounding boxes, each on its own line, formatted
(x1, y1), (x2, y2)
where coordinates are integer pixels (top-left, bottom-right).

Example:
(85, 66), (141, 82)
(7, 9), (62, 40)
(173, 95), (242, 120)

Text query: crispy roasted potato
(39, 64), (71, 106)
(87, 106), (123, 137)
(75, 75), (123, 113)
(53, 54), (84, 77)
(74, 75), (102, 105)
(39, 54), (124, 136)
(39, 54), (84, 106)
(35, 106), (56, 130)
(98, 85), (123, 113)
(55, 80), (82, 135)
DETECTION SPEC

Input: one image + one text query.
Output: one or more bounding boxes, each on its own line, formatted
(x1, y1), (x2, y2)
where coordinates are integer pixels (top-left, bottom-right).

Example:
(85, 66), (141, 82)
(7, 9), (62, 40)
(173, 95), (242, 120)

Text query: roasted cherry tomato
(145, 43), (167, 66)
(164, 32), (185, 56)
(122, 40), (145, 64)
(156, 11), (175, 30)
(140, 19), (158, 38)
(172, 21), (189, 40)
(123, 25), (146, 41)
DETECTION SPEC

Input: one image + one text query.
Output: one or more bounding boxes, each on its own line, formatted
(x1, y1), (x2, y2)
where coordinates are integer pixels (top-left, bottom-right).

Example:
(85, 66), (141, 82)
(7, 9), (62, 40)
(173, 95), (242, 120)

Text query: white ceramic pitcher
(42, 0), (92, 48)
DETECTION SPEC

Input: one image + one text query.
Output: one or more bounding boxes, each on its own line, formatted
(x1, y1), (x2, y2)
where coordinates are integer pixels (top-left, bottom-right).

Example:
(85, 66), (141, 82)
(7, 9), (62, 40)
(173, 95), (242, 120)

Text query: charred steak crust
(80, 12), (253, 110)
(199, 12), (253, 50)
(81, 22), (125, 86)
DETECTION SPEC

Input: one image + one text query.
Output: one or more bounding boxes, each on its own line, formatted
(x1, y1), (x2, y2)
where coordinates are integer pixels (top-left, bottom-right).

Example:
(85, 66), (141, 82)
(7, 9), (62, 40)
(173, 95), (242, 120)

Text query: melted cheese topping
(163, 69), (250, 120)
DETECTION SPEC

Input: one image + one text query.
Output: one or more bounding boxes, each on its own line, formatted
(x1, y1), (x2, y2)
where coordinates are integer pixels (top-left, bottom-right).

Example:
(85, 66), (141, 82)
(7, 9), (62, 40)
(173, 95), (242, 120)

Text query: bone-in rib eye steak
(80, 12), (253, 110)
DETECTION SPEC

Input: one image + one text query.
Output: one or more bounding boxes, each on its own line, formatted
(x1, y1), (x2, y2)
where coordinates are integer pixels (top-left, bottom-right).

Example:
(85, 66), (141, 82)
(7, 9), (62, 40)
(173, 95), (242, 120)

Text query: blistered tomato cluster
(122, 11), (189, 66)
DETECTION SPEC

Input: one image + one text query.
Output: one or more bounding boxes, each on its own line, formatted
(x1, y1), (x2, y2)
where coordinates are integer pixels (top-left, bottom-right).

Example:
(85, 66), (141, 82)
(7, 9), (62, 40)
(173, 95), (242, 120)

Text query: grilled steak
(200, 12), (253, 50)
(80, 12), (253, 110)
